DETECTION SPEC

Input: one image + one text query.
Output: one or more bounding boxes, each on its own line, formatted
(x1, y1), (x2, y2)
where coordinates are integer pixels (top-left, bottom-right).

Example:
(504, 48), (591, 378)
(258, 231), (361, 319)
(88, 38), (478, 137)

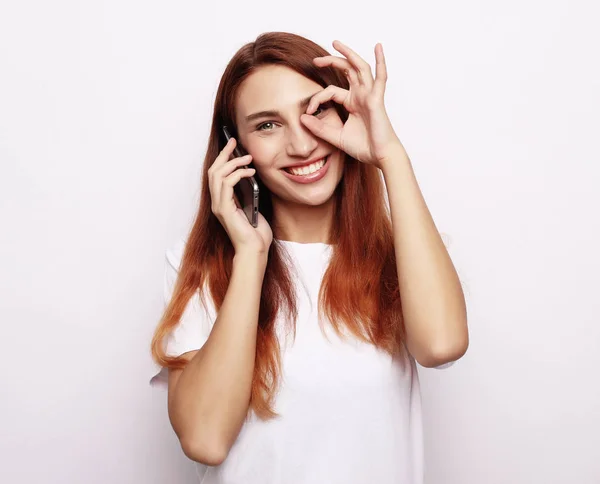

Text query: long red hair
(151, 32), (406, 420)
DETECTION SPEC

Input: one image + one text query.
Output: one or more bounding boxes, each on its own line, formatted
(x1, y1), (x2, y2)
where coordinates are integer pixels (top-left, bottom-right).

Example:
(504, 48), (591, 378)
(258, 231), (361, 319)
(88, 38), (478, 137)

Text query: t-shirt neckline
(275, 239), (332, 250)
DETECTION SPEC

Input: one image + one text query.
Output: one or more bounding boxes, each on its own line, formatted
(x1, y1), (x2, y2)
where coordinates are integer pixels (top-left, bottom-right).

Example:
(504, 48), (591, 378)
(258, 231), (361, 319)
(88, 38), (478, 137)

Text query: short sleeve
(149, 237), (217, 388)
(414, 359), (457, 370)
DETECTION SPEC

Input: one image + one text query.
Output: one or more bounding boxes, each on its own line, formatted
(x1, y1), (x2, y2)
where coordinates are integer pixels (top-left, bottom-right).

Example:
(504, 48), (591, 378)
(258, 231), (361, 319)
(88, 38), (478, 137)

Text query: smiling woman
(149, 31), (468, 484)
(233, 64), (346, 209)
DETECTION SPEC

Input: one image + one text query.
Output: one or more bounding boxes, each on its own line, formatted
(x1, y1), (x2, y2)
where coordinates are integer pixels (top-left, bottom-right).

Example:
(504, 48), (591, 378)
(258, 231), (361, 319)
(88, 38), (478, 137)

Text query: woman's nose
(285, 124), (319, 159)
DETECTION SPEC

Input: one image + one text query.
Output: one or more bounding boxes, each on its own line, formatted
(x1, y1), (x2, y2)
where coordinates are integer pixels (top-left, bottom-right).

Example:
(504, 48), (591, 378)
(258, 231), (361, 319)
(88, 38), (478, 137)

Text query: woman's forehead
(235, 65), (322, 117)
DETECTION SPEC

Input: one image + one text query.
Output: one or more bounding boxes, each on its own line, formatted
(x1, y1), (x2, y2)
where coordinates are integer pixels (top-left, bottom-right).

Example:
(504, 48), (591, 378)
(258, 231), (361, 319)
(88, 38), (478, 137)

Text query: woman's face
(234, 65), (345, 208)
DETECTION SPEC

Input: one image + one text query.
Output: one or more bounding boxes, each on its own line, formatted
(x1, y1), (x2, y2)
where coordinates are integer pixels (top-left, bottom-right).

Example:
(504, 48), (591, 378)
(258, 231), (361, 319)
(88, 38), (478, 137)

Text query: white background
(1, 0), (599, 483)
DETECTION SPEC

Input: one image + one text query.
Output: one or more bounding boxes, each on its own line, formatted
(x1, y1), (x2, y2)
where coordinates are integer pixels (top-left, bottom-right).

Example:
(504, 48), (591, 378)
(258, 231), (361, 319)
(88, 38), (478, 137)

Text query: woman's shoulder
(165, 236), (187, 270)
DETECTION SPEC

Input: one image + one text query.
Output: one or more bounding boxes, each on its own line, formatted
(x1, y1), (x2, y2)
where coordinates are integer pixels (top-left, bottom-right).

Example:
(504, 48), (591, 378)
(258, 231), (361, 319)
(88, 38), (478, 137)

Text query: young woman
(150, 31), (468, 484)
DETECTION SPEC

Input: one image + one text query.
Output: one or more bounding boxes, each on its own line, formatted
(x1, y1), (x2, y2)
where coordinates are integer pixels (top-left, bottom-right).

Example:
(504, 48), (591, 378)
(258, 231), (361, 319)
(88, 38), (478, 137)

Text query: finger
(211, 137), (237, 172)
(211, 153), (252, 208)
(331, 40), (374, 87)
(208, 174), (221, 215)
(216, 154), (253, 179)
(306, 85), (349, 114)
(209, 139), (236, 203)
(300, 113), (342, 149)
(220, 168), (256, 207)
(209, 137), (243, 200)
(373, 43), (387, 97)
(313, 55), (360, 86)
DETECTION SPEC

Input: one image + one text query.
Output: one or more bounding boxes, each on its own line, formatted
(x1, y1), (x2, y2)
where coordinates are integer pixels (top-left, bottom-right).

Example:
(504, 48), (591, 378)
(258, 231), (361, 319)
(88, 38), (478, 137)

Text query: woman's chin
(286, 184), (339, 207)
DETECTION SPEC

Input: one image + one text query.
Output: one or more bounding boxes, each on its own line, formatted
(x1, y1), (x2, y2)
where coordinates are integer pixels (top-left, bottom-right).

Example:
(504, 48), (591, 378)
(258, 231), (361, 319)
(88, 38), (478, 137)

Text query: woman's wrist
(233, 249), (269, 273)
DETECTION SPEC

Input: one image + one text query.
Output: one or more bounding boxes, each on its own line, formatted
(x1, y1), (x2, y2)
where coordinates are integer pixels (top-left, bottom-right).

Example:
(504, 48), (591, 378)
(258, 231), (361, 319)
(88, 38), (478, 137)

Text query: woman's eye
(311, 102), (332, 116)
(256, 104), (331, 131)
(257, 122), (275, 131)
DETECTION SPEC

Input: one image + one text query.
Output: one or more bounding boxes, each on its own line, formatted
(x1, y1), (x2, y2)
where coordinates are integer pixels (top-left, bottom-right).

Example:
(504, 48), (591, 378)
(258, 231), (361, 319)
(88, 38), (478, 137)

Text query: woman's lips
(281, 156), (330, 184)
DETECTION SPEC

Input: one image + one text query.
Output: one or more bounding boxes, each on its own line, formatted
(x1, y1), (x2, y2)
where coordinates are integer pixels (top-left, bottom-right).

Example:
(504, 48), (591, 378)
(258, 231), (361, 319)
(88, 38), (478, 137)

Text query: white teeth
(287, 158), (326, 176)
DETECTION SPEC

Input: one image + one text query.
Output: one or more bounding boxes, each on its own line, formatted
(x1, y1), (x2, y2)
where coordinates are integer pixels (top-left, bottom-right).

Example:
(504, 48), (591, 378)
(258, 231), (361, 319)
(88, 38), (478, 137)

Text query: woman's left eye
(256, 103), (331, 131)
(312, 102), (331, 116)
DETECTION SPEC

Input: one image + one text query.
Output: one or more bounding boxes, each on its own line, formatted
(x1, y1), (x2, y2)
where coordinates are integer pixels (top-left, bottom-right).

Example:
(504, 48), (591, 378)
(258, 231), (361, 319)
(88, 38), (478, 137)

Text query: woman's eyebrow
(245, 91), (321, 123)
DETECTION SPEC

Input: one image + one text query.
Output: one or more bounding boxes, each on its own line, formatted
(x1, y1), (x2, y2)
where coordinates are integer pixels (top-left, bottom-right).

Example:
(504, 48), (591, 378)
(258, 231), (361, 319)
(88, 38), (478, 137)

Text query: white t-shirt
(150, 237), (454, 484)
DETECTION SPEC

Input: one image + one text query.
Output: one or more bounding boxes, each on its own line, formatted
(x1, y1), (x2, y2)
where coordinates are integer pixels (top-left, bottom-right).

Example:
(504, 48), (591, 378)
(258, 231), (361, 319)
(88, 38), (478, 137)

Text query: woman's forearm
(380, 142), (469, 367)
(169, 251), (267, 464)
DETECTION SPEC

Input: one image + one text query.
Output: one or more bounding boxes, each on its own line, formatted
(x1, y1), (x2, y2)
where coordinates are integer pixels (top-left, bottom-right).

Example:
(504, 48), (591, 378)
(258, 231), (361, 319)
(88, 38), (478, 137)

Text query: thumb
(300, 114), (341, 149)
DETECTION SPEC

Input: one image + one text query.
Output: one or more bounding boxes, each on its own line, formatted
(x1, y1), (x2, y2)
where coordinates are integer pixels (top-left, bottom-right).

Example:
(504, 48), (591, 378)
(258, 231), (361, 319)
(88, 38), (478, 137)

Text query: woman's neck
(271, 196), (335, 244)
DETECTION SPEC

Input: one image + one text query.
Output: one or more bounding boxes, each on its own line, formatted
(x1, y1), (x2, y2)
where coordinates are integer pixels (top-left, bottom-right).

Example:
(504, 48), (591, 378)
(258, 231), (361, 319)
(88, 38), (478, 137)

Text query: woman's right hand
(208, 137), (273, 255)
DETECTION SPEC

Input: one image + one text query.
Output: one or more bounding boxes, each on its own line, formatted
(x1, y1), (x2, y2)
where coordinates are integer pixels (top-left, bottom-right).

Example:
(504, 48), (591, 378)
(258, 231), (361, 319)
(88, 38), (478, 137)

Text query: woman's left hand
(300, 40), (403, 169)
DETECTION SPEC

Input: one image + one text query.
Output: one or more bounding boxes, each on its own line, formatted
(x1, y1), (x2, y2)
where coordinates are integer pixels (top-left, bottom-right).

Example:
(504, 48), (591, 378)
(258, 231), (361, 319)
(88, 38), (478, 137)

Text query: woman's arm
(167, 251), (267, 466)
(380, 143), (469, 368)
(298, 41), (468, 367)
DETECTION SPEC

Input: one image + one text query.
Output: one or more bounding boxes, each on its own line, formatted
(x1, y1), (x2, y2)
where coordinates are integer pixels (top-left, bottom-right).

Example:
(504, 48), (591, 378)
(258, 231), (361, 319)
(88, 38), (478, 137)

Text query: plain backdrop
(1, 0), (599, 483)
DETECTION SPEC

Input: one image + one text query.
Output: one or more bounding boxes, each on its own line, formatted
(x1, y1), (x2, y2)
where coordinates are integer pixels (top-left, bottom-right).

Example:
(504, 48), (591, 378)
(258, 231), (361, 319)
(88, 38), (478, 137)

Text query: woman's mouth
(282, 156), (330, 184)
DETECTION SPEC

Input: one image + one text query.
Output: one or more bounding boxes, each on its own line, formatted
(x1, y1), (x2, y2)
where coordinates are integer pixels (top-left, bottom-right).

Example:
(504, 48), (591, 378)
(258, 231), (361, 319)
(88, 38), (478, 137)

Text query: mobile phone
(221, 126), (260, 227)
